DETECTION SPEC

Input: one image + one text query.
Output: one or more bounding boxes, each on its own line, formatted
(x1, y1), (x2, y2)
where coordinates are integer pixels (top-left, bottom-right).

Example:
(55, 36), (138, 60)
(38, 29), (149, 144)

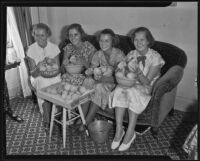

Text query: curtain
(7, 7), (32, 97)
(13, 7), (34, 50)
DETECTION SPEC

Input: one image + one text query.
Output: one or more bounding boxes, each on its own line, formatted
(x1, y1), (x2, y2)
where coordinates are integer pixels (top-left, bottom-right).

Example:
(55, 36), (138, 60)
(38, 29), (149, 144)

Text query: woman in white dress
(27, 23), (61, 130)
(109, 27), (165, 151)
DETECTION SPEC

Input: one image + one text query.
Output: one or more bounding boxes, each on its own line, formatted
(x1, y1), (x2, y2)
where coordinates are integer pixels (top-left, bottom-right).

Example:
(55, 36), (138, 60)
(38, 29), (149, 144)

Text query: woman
(75, 28), (125, 132)
(62, 23), (96, 71)
(27, 23), (61, 130)
(109, 27), (165, 151)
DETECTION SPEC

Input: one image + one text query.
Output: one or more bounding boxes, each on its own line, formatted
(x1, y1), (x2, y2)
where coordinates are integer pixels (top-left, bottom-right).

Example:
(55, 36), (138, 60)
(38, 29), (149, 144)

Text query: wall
(30, 3), (197, 111)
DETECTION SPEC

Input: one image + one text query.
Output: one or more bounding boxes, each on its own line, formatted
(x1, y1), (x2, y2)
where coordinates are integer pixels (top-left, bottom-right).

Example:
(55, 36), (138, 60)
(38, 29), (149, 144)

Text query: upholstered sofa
(59, 34), (187, 137)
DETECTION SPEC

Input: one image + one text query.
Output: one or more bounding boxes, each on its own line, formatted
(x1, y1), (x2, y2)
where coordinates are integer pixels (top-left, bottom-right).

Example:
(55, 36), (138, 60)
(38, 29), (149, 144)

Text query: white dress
(27, 41), (61, 114)
(109, 48), (165, 114)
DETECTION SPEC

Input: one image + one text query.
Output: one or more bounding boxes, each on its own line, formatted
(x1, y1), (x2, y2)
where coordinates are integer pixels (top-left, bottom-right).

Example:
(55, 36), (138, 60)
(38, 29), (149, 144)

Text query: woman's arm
(27, 56), (41, 78)
(137, 64), (162, 85)
(53, 54), (60, 66)
(62, 45), (72, 66)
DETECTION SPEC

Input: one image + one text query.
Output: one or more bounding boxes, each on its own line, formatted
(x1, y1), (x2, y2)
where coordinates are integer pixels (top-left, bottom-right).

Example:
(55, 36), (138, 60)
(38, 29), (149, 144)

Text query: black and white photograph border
(1, 1), (198, 160)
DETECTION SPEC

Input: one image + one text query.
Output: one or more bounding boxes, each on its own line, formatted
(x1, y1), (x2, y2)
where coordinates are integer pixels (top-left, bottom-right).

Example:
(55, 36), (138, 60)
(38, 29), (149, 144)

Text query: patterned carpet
(5, 97), (197, 159)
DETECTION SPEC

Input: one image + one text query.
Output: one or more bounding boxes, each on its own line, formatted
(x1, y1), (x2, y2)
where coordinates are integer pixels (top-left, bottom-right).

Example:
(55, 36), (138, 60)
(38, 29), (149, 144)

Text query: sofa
(59, 34), (187, 137)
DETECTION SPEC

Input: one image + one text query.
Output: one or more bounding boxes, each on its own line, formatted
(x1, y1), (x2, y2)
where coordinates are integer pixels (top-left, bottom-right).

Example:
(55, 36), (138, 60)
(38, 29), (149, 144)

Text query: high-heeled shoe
(111, 130), (125, 150)
(118, 132), (136, 151)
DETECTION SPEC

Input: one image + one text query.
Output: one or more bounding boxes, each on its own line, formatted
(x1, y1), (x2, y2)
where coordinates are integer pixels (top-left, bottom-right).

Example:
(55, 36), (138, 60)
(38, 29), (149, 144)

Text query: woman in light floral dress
(75, 28), (125, 132)
(109, 27), (165, 151)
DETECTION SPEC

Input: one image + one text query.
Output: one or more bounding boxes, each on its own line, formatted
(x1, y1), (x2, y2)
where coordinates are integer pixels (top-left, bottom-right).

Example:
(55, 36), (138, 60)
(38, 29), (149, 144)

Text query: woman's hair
(131, 27), (155, 47)
(96, 28), (119, 46)
(31, 23), (52, 37)
(66, 23), (87, 40)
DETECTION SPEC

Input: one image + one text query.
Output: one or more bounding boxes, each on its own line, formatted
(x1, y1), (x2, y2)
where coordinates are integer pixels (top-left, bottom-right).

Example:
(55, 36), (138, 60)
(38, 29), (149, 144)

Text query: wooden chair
(24, 56), (38, 110)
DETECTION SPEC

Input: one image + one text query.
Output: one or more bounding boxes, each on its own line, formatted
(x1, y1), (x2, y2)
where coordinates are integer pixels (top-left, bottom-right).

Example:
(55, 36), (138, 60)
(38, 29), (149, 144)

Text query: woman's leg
(78, 102), (100, 131)
(42, 100), (52, 127)
(113, 107), (126, 141)
(75, 101), (91, 125)
(122, 109), (138, 144)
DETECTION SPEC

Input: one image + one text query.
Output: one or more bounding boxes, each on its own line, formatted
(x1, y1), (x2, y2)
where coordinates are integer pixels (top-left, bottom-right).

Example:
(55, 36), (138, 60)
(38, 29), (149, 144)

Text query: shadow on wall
(185, 99), (198, 113)
(58, 25), (70, 50)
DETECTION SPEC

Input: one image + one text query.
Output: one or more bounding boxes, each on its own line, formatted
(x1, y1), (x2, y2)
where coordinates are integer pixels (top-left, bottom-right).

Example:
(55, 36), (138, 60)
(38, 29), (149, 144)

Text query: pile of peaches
(45, 81), (89, 103)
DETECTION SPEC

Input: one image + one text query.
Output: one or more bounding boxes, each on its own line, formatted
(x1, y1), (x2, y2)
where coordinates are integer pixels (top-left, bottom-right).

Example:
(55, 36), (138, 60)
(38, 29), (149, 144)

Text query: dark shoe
(6, 110), (24, 123)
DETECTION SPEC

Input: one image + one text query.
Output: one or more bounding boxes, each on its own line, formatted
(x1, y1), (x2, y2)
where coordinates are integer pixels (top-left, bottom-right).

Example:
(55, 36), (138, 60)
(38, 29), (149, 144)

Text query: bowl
(115, 75), (136, 87)
(65, 64), (83, 74)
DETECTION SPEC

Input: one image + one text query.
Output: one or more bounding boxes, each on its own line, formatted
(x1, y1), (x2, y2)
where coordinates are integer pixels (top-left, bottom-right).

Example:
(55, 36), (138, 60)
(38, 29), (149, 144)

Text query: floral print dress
(63, 41), (96, 65)
(90, 47), (125, 110)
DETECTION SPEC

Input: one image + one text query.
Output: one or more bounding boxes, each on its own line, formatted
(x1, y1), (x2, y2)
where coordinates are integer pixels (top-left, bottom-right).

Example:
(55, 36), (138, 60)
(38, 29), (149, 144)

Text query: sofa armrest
(152, 65), (184, 96)
(148, 65), (184, 126)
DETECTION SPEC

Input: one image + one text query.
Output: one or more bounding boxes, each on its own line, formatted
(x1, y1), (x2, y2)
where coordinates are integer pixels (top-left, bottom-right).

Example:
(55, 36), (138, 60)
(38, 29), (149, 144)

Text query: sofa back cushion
(59, 34), (187, 76)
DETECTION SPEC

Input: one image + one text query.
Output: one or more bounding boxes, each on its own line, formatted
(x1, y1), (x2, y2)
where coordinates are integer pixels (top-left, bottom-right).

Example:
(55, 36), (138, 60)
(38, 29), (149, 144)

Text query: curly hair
(66, 23), (87, 41)
(31, 23), (52, 37)
(131, 27), (155, 47)
(96, 28), (119, 46)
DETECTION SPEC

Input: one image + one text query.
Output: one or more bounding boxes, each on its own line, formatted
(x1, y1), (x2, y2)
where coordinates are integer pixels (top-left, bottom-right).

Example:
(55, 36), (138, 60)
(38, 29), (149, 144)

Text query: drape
(7, 7), (32, 97)
(13, 7), (34, 50)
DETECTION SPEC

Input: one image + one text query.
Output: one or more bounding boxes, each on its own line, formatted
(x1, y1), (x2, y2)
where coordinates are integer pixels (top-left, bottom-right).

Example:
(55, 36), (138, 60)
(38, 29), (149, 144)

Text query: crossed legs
(75, 101), (100, 131)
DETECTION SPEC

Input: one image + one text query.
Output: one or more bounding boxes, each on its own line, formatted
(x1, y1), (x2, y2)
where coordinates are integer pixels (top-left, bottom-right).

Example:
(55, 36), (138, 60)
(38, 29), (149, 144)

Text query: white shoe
(111, 130), (125, 150)
(118, 132), (136, 151)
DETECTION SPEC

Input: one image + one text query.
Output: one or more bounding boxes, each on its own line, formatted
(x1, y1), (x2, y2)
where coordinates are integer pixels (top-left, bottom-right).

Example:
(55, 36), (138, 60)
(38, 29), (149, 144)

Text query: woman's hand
(128, 59), (138, 72)
(85, 67), (94, 76)
(117, 61), (126, 71)
(77, 57), (89, 68)
(93, 68), (102, 80)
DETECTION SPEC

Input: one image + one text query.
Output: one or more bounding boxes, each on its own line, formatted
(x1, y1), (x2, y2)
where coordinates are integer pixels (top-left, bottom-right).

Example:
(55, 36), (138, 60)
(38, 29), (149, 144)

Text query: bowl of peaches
(115, 71), (137, 87)
(39, 57), (60, 78)
(64, 56), (84, 74)
(115, 60), (137, 87)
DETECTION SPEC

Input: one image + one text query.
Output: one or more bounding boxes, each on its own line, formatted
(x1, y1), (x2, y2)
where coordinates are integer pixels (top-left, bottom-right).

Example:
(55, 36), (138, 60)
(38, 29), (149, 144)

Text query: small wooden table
(37, 83), (95, 148)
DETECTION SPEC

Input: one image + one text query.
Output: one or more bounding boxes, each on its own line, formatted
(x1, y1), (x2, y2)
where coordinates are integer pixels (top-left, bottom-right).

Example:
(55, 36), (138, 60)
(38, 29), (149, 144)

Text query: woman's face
(99, 34), (113, 52)
(69, 28), (82, 47)
(34, 28), (48, 48)
(133, 31), (149, 54)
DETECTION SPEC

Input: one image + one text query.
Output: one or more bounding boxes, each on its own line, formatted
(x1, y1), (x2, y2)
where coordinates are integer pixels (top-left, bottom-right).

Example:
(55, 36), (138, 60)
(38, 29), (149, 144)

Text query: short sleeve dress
(91, 47), (125, 110)
(109, 48), (165, 114)
(27, 41), (61, 114)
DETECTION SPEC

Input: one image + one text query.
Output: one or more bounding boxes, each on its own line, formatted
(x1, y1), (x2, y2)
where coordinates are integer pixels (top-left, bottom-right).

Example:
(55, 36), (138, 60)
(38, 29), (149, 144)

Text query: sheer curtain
(7, 7), (31, 97)
(13, 7), (34, 50)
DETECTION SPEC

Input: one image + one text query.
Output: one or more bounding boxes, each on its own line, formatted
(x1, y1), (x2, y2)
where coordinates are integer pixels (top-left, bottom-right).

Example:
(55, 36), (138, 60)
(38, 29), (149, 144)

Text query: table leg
(63, 108), (67, 148)
(78, 105), (89, 136)
(49, 104), (56, 141)
(67, 109), (71, 125)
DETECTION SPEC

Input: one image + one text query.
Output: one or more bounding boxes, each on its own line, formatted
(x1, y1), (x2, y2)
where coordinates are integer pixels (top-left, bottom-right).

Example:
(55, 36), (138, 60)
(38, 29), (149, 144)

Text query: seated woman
(109, 27), (165, 151)
(75, 28), (125, 132)
(27, 23), (61, 130)
(61, 23), (96, 72)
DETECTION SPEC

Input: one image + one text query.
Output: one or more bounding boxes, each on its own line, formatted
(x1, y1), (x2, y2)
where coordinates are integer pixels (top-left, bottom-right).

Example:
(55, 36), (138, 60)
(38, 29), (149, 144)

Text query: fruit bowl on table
(65, 64), (84, 74)
(115, 75), (136, 88)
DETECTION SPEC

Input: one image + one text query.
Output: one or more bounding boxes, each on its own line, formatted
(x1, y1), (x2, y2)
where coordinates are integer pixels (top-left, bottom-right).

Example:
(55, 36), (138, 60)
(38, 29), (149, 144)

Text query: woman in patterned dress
(109, 27), (165, 151)
(75, 28), (125, 132)
(62, 23), (96, 71)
